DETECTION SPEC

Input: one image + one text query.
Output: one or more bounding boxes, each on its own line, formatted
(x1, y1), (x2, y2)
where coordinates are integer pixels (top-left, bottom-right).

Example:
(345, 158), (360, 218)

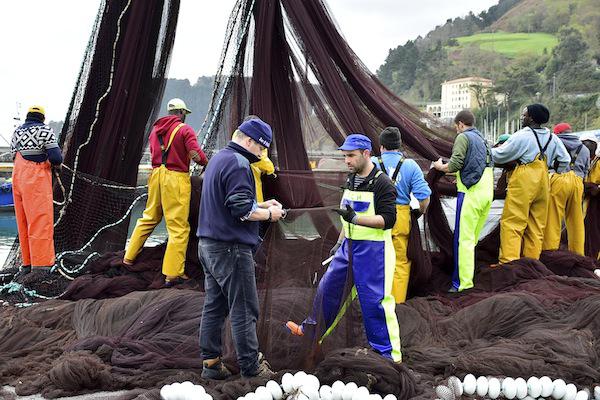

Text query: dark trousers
(198, 238), (259, 376)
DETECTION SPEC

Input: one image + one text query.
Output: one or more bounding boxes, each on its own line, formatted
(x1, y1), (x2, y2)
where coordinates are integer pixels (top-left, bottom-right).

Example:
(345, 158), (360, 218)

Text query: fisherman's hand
(263, 199), (283, 209)
(51, 163), (62, 174)
(410, 208), (423, 220)
(432, 158), (445, 171)
(267, 205), (284, 222)
(333, 204), (358, 224)
(329, 241), (343, 257)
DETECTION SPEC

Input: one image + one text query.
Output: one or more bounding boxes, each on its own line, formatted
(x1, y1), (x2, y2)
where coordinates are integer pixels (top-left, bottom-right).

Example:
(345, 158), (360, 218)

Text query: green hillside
(376, 0), (600, 130)
(455, 32), (558, 57)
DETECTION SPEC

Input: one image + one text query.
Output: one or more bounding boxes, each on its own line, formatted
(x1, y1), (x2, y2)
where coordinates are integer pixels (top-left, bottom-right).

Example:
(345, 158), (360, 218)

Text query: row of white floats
(436, 375), (600, 400)
(160, 371), (400, 400)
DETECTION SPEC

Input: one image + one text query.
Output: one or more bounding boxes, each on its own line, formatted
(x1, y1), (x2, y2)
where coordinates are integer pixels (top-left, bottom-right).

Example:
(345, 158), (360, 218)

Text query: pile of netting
(2, 0), (600, 399)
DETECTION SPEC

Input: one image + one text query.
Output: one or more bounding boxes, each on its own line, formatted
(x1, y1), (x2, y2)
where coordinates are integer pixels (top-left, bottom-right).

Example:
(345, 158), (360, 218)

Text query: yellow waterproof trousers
(391, 205), (411, 303)
(542, 171), (584, 255)
(125, 166), (191, 277)
(499, 158), (549, 264)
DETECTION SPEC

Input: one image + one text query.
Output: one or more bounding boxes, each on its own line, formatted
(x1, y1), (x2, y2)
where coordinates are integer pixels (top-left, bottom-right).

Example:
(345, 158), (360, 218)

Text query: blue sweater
(197, 142), (261, 246)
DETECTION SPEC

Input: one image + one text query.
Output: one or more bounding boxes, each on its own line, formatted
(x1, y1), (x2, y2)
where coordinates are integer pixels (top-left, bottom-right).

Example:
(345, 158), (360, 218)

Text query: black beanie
(379, 127), (402, 150)
(526, 103), (550, 124)
(26, 112), (45, 123)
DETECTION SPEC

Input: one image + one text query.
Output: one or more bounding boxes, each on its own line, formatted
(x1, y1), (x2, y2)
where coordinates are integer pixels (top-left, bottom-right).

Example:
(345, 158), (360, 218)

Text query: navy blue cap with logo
(239, 118), (273, 148)
(338, 133), (372, 151)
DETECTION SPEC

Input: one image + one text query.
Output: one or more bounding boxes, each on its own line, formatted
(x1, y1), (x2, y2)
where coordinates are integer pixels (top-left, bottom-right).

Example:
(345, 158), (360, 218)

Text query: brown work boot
(201, 357), (232, 380)
(242, 352), (275, 379)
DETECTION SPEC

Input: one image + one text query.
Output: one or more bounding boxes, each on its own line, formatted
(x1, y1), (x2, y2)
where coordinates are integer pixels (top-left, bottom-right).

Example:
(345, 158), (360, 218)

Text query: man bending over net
(198, 117), (284, 379)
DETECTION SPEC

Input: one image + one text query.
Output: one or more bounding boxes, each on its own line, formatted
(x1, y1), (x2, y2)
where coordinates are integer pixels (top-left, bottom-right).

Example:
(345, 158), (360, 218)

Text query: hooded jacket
(557, 133), (590, 178)
(148, 115), (207, 172)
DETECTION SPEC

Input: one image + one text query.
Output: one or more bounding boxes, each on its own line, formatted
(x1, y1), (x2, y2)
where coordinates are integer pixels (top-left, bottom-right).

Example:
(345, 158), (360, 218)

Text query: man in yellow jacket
(252, 148), (275, 203)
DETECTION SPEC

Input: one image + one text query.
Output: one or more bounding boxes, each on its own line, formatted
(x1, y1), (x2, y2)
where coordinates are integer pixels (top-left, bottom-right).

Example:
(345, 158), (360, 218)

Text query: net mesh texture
(1, 0), (600, 399)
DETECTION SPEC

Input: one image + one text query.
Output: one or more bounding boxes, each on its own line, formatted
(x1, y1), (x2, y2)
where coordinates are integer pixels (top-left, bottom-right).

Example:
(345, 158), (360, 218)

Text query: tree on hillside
(377, 41), (419, 93)
(546, 27), (600, 93)
(494, 60), (542, 110)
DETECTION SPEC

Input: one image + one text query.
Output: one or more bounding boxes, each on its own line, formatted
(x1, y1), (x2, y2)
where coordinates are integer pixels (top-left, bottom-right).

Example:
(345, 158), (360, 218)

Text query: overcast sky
(0, 0), (497, 140)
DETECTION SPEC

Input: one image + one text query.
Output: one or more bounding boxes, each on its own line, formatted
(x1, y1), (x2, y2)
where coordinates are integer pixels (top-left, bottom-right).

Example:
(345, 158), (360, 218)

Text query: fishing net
(3, 0), (180, 272)
(2, 0), (600, 399)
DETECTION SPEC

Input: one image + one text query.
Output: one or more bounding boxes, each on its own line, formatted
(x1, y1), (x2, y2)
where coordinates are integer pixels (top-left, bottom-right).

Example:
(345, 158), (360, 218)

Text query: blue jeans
(198, 238), (260, 376)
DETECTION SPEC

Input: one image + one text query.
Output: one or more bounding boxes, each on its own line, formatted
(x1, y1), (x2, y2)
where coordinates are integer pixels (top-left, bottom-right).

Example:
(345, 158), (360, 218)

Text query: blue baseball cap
(239, 118), (273, 148)
(338, 134), (372, 151)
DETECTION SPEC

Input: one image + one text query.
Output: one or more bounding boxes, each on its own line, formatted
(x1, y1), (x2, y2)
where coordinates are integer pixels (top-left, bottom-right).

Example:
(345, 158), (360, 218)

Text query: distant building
(440, 77), (493, 119)
(425, 103), (442, 118)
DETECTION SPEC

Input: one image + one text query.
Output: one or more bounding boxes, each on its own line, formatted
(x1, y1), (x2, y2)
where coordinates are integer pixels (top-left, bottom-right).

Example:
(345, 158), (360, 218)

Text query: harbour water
(0, 204), (169, 267)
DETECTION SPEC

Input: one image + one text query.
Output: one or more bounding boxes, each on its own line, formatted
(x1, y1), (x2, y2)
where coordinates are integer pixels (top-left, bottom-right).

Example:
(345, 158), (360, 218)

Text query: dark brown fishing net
(2, 0), (600, 399)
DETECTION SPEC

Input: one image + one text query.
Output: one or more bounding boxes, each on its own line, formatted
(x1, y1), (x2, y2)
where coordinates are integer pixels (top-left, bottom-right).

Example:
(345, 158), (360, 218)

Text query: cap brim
(338, 145), (367, 151)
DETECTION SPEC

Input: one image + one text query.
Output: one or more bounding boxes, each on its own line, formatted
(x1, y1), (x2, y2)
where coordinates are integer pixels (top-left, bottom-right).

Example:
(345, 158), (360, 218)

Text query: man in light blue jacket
(491, 104), (570, 264)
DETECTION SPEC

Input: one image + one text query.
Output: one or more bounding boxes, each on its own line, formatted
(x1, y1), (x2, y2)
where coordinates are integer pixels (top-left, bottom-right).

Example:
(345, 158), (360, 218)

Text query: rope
(54, 192), (148, 275)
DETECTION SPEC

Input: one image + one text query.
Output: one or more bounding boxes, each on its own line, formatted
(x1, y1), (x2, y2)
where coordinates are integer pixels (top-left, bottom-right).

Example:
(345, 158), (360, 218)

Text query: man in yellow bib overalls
(542, 123), (589, 255)
(492, 104), (570, 263)
(124, 99), (207, 286)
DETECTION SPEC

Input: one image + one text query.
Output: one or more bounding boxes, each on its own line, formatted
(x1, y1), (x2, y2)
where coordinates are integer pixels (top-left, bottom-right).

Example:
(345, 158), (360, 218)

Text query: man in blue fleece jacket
(197, 117), (283, 380)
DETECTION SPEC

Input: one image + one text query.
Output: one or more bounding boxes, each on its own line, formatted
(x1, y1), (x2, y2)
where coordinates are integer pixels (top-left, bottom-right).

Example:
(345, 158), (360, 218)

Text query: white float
(342, 383), (358, 400)
(476, 376), (489, 397)
(266, 380), (283, 400)
(527, 377), (542, 398)
(488, 377), (501, 399)
(331, 381), (345, 400)
(540, 376), (554, 398)
(553, 379), (567, 400)
(294, 371), (308, 390)
(502, 377), (517, 400)
(565, 384), (578, 400)
(319, 385), (333, 400)
(463, 374), (477, 395)
(448, 376), (463, 397)
(575, 390), (589, 400)
(282, 373), (295, 394)
(515, 378), (528, 399)
(352, 386), (370, 400)
(435, 385), (454, 400)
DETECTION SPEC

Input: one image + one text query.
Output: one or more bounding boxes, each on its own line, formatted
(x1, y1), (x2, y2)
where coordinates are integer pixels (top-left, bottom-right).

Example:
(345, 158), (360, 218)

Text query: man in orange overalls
(11, 105), (63, 275)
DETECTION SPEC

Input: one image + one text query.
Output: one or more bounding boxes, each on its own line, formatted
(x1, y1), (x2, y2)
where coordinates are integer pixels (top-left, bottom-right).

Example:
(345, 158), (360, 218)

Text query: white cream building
(440, 77), (493, 119)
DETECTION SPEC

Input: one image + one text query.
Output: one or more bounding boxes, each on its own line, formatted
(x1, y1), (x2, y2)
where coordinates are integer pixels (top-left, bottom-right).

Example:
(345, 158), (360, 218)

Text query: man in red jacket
(124, 98), (207, 286)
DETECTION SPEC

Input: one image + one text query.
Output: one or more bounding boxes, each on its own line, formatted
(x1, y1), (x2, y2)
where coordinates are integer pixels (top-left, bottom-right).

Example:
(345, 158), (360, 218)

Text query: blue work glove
(333, 204), (358, 224)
